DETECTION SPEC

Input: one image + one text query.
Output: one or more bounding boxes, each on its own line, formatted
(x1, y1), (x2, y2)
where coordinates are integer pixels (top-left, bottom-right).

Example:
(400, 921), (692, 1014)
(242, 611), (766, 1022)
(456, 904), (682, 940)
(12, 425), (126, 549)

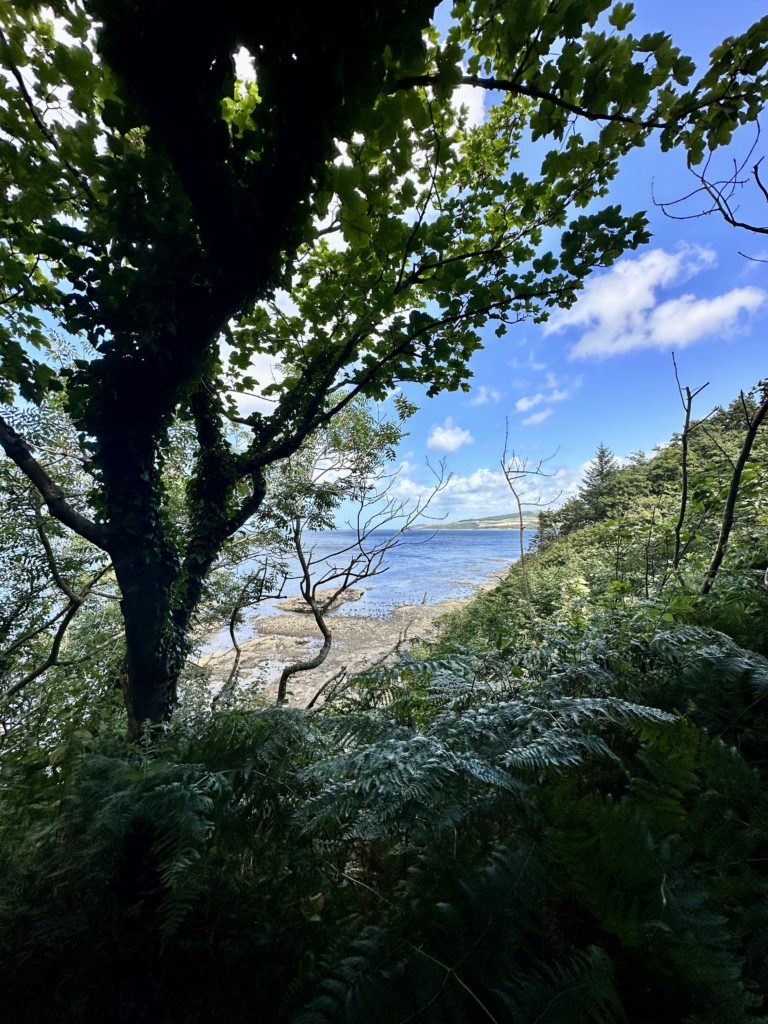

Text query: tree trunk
(115, 558), (183, 739)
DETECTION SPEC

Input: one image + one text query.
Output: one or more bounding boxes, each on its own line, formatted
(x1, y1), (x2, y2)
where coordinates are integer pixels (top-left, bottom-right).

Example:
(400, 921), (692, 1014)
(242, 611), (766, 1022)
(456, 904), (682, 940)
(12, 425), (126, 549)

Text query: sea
(255, 527), (536, 619)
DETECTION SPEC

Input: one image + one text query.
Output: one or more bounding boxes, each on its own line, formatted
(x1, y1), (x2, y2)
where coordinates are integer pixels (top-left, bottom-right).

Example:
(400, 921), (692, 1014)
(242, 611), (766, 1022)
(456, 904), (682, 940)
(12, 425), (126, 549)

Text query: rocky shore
(200, 566), (509, 707)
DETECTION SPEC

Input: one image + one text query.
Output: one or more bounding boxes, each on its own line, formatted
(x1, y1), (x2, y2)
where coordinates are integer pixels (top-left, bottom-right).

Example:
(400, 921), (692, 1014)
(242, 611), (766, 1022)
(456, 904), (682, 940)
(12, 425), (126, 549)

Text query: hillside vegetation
(416, 511), (540, 530)
(1, 387), (767, 1023)
(2, 1), (768, 1019)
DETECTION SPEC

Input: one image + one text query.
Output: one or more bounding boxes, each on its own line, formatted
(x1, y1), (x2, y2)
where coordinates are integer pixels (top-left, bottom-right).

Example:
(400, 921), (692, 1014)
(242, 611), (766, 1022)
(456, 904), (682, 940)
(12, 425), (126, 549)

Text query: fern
(2, 620), (768, 1022)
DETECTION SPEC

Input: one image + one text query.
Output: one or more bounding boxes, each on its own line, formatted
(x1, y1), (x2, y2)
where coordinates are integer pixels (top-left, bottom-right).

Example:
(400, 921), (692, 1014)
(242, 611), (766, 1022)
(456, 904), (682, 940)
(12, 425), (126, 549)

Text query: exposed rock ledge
(200, 568), (508, 708)
(273, 587), (365, 614)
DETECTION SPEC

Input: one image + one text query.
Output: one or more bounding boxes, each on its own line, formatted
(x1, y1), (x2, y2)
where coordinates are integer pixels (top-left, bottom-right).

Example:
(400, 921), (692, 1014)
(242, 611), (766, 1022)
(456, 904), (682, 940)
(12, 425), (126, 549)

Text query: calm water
(256, 528), (536, 618)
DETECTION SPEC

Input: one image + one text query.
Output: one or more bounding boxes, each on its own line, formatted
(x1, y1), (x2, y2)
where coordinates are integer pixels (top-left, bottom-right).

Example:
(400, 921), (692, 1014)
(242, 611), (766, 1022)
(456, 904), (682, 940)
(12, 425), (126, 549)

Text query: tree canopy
(1, 0), (767, 733)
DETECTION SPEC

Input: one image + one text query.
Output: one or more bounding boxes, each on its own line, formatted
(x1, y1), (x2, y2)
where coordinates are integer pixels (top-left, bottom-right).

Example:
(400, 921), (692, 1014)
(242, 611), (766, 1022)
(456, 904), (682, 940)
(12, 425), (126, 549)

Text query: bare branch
(701, 385), (768, 595)
(500, 421), (560, 623)
(654, 129), (768, 249)
(274, 457), (448, 705)
(212, 562), (286, 709)
(276, 519), (334, 704)
(669, 353), (708, 576)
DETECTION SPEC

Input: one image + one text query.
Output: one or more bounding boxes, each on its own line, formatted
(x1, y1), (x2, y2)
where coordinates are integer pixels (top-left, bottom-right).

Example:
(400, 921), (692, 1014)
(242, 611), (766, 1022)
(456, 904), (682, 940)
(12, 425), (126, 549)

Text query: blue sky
(382, 0), (768, 522)
(17, 5), (766, 528)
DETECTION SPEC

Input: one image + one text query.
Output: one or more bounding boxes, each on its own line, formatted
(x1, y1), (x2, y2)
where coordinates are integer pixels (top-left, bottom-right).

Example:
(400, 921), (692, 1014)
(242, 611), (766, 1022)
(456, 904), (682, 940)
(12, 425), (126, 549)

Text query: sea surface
(255, 528), (536, 619)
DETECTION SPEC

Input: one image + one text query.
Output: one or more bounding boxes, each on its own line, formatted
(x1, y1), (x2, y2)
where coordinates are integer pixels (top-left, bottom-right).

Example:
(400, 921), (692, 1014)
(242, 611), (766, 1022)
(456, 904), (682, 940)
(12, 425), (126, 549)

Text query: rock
(198, 561), (512, 709)
(274, 587), (365, 614)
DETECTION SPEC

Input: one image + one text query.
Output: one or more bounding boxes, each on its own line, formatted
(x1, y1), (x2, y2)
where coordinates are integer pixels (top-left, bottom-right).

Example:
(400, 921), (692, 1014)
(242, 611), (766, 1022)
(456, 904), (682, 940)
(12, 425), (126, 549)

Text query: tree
(1, 1), (767, 735)
(0, 400), (124, 749)
(211, 400), (446, 707)
(500, 423), (560, 623)
(580, 443), (620, 521)
(700, 381), (768, 595)
(272, 438), (446, 707)
(666, 354), (709, 579)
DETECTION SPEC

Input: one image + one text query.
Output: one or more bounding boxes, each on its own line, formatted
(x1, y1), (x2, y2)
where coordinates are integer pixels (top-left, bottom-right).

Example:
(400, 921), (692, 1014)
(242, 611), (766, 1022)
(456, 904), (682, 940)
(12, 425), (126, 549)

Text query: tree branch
(0, 413), (108, 550)
(0, 29), (98, 206)
(0, 564), (111, 704)
(211, 562), (285, 709)
(0, 604), (69, 665)
(393, 73), (667, 129)
(35, 511), (79, 603)
(670, 354), (708, 574)
(700, 387), (768, 595)
(500, 424), (560, 624)
(276, 518), (334, 704)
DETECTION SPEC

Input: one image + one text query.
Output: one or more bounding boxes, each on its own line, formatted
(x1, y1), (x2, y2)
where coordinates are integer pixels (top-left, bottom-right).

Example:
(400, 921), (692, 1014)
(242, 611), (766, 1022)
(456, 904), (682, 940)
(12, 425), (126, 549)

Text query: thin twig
(1, 564), (111, 703)
(701, 386), (768, 595)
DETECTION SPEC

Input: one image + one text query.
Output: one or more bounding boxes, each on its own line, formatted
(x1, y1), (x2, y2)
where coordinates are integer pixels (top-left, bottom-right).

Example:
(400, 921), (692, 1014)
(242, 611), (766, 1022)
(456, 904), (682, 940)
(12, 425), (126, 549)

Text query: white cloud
(645, 289), (765, 347)
(426, 417), (474, 453)
(543, 245), (766, 359)
(515, 375), (581, 414)
(391, 460), (585, 520)
(470, 385), (501, 406)
(522, 408), (554, 427)
(516, 393), (545, 412)
(391, 447), (637, 522)
(508, 350), (547, 372)
(549, 387), (570, 402)
(452, 81), (485, 128)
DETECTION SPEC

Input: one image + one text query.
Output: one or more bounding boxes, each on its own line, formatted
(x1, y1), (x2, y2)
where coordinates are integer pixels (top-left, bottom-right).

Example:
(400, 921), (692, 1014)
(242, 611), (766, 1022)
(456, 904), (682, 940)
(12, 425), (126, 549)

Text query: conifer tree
(580, 444), (620, 522)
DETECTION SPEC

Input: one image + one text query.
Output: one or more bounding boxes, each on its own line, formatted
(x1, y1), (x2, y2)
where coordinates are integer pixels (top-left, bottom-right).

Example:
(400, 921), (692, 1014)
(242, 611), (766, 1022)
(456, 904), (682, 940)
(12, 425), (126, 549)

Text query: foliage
(529, 392), (768, 620)
(3, 384), (768, 1019)
(0, 398), (125, 750)
(0, 396), (418, 732)
(2, 0), (768, 730)
(2, 611), (768, 1022)
(1, 4), (768, 1020)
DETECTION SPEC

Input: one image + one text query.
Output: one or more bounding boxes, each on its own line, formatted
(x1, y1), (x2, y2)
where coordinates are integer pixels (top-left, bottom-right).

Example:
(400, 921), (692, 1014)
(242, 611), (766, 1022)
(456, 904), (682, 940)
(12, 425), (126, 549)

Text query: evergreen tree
(580, 444), (620, 522)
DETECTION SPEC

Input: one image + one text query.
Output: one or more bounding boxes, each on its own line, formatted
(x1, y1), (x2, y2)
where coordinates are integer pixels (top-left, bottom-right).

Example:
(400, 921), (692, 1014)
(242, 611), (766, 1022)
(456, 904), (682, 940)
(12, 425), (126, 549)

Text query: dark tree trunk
(109, 460), (267, 737)
(91, 415), (182, 738)
(113, 557), (182, 738)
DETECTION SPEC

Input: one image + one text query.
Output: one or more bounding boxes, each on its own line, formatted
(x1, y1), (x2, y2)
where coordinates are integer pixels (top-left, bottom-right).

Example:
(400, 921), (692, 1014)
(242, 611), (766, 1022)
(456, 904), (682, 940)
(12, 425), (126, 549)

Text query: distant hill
(415, 512), (539, 531)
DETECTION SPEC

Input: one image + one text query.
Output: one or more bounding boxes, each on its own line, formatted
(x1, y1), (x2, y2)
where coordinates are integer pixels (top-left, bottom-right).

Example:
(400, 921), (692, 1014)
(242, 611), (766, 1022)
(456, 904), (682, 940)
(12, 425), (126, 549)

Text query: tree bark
(670, 358), (708, 580)
(114, 559), (180, 738)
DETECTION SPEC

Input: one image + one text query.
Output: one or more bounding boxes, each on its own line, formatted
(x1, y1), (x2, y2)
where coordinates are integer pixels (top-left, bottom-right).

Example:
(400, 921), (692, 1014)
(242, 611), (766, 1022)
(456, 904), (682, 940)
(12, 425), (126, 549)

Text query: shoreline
(200, 564), (509, 707)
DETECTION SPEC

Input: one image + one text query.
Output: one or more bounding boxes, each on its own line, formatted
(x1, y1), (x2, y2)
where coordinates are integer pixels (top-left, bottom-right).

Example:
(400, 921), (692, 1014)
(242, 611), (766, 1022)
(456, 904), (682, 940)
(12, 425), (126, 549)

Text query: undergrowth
(2, 396), (767, 1022)
(2, 609), (768, 1022)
